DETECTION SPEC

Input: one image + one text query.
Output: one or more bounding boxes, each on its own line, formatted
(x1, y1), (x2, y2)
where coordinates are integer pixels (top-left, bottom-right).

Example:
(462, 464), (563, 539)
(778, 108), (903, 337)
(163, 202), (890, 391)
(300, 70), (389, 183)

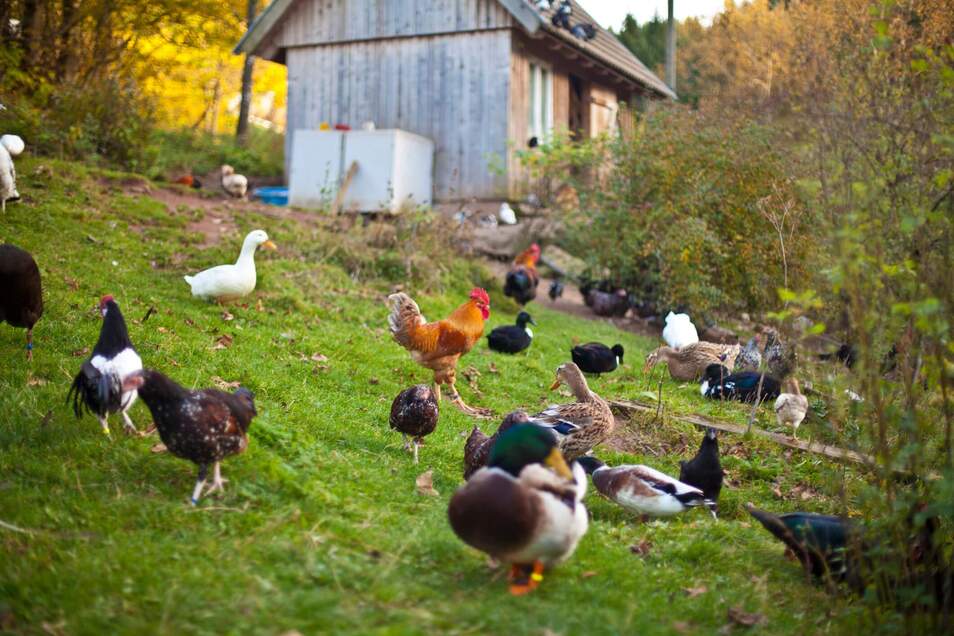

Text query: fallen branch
(609, 398), (888, 471)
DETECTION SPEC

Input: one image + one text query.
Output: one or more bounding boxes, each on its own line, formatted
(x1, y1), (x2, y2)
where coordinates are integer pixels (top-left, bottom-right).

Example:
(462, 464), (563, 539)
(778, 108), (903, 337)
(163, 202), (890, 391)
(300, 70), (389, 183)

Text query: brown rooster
(503, 243), (541, 306)
(387, 288), (492, 417)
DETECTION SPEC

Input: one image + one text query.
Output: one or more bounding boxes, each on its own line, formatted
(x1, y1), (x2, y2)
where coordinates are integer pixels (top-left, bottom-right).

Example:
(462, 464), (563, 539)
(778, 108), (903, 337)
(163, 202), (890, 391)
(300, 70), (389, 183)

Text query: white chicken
(1, 134), (25, 213)
(662, 311), (699, 349)
(498, 202), (517, 225)
(220, 164), (248, 198)
(184, 230), (276, 301)
(775, 378), (809, 439)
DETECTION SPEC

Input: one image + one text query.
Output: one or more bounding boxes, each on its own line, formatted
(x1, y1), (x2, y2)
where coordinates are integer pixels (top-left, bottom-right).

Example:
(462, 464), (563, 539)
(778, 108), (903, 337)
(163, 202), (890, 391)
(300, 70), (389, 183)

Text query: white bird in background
(0, 134), (25, 213)
(184, 229), (277, 301)
(499, 202), (517, 225)
(662, 311), (700, 349)
(535, 0), (553, 10)
(220, 164), (248, 198)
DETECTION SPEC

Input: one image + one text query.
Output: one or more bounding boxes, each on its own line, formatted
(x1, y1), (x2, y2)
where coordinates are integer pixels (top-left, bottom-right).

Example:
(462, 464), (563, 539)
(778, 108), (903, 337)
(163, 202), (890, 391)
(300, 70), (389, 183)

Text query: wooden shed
(236, 0), (675, 202)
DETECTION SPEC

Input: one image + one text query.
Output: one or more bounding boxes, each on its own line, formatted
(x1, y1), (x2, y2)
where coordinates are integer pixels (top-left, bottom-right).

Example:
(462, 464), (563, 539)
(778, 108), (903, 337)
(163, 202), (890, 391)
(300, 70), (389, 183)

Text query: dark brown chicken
(462, 410), (530, 479)
(389, 384), (439, 463)
(0, 243), (43, 360)
(122, 369), (256, 505)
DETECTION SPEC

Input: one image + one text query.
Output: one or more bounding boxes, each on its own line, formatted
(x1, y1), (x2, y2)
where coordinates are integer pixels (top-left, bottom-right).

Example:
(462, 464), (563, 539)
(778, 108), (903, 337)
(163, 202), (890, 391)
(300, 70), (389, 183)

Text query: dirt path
(481, 258), (661, 340)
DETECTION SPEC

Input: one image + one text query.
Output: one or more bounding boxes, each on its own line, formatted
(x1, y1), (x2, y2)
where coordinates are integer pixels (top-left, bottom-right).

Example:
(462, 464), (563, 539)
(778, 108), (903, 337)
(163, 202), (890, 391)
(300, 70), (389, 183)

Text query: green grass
(1, 156), (867, 635)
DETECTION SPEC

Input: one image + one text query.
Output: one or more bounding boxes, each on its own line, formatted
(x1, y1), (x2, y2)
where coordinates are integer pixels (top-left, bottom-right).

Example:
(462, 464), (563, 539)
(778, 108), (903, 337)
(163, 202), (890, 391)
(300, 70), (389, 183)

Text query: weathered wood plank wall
(275, 0), (513, 47)
(285, 29), (512, 200)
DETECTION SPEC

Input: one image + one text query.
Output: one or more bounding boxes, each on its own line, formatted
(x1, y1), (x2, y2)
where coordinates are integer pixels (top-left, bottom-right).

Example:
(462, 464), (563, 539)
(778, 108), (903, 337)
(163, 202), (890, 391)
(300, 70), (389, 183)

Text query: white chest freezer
(288, 129), (434, 213)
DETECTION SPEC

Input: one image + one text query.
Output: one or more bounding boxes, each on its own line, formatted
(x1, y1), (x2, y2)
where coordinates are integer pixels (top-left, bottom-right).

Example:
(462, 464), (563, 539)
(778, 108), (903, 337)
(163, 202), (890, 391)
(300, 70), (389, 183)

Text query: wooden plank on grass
(331, 161), (359, 215)
(608, 398), (879, 469)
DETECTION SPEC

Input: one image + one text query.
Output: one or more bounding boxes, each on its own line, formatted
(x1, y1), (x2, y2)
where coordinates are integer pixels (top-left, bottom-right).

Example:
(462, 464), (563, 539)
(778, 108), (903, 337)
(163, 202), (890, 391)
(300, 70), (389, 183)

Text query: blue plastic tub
(253, 186), (289, 206)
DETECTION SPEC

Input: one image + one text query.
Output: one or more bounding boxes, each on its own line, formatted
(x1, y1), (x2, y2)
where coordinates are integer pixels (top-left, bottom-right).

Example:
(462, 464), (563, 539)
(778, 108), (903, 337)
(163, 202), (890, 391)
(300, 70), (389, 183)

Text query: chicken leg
(191, 464), (209, 505)
(97, 416), (111, 437)
(121, 411), (139, 435)
(205, 462), (228, 496)
(446, 381), (493, 418)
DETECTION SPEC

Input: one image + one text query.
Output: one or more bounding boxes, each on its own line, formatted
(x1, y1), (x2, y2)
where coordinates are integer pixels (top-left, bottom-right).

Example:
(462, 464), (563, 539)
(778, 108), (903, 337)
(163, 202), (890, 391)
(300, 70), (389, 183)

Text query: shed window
(528, 62), (553, 141)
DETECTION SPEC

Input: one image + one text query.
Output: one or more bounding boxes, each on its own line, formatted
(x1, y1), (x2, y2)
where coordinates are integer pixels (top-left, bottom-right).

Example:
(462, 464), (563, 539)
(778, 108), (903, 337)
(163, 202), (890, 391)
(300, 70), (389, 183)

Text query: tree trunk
(235, 0), (258, 144)
(665, 0), (676, 93)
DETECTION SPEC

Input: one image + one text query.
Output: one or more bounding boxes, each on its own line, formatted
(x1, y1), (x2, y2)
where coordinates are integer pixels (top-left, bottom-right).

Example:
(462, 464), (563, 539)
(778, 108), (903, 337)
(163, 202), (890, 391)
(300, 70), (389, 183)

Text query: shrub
(520, 108), (810, 317)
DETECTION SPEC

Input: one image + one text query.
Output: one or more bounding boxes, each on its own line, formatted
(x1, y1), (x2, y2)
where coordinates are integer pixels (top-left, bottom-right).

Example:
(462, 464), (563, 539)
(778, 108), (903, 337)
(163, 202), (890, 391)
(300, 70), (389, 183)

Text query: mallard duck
(487, 312), (535, 354)
(532, 362), (614, 461)
(775, 378), (808, 439)
(700, 364), (781, 402)
(643, 342), (741, 381)
(662, 311), (699, 349)
(678, 428), (724, 514)
(389, 385), (439, 463)
(734, 336), (762, 372)
(448, 424), (588, 595)
(577, 457), (717, 519)
(571, 342), (623, 375)
(762, 328), (797, 379)
(183, 230), (276, 301)
(463, 410), (529, 479)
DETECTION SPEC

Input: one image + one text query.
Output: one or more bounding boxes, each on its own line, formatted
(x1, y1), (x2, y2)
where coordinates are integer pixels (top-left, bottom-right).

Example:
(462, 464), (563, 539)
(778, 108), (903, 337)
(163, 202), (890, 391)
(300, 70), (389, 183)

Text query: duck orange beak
(544, 447), (573, 479)
(262, 240), (277, 251)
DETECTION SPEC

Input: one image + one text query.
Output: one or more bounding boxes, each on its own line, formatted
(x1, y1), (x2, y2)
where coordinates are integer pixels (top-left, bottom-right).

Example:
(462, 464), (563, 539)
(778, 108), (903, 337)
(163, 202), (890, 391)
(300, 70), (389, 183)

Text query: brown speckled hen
(0, 243), (43, 360)
(122, 369), (256, 505)
(389, 384), (439, 463)
(462, 410), (529, 479)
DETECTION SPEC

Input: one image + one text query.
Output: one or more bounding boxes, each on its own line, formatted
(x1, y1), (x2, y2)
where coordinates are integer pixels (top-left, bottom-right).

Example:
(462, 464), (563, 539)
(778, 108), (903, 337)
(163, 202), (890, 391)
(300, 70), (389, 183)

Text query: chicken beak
(262, 240), (277, 251)
(544, 447), (573, 479)
(549, 379), (561, 391)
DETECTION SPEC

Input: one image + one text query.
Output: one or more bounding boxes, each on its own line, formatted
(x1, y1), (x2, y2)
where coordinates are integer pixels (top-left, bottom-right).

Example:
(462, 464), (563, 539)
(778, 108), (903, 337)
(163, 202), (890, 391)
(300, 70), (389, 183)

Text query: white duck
(662, 311), (699, 349)
(184, 230), (276, 301)
(1, 134), (25, 212)
(221, 164), (248, 198)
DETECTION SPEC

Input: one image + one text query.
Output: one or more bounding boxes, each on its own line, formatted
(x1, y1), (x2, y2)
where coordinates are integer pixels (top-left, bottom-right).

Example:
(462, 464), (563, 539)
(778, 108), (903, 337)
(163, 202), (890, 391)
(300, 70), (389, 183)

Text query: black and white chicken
(123, 369), (257, 505)
(68, 295), (143, 436)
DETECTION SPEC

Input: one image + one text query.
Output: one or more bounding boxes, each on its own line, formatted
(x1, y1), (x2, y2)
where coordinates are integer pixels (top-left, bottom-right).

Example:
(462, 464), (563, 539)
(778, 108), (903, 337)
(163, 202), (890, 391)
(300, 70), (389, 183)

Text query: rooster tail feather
(66, 373), (86, 419)
(387, 293), (424, 348)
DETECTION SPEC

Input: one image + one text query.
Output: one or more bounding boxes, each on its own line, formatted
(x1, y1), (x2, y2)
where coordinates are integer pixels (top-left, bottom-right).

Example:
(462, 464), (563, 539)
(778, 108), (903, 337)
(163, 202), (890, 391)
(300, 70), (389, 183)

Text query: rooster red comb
(530, 243), (541, 252)
(469, 288), (490, 305)
(99, 294), (115, 307)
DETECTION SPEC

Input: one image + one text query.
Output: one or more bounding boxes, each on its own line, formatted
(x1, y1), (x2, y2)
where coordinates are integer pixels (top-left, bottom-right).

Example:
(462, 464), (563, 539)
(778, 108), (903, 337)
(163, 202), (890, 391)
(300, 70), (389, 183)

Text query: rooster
(387, 288), (492, 417)
(67, 295), (142, 435)
(122, 369), (257, 505)
(503, 243), (541, 306)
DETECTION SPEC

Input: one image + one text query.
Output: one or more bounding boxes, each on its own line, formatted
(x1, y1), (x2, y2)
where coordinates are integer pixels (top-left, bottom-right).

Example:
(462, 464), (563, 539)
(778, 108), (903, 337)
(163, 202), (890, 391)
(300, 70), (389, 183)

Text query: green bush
(143, 127), (284, 182)
(520, 109), (811, 317)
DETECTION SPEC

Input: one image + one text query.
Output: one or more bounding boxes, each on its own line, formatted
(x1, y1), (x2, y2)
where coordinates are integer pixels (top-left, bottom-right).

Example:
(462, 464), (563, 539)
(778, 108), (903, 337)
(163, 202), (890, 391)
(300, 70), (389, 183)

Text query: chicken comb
(469, 288), (490, 305)
(99, 294), (115, 306)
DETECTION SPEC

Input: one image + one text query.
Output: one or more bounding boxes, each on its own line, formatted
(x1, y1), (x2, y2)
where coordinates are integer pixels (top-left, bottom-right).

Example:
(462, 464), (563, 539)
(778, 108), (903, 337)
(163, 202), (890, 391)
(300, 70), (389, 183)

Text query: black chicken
(587, 289), (629, 317)
(548, 280), (564, 302)
(487, 312), (535, 354)
(700, 364), (780, 402)
(123, 369), (257, 505)
(389, 384), (439, 463)
(0, 243), (43, 360)
(678, 428), (724, 515)
(68, 295), (143, 436)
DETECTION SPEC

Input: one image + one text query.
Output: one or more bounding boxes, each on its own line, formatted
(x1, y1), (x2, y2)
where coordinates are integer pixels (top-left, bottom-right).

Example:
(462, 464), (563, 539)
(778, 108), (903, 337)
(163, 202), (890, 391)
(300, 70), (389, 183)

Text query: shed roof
(235, 0), (676, 100)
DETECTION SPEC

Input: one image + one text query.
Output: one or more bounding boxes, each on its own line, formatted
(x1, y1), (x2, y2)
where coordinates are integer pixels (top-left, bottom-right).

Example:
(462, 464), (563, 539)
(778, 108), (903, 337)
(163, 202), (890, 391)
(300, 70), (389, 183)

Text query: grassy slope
(0, 157), (862, 635)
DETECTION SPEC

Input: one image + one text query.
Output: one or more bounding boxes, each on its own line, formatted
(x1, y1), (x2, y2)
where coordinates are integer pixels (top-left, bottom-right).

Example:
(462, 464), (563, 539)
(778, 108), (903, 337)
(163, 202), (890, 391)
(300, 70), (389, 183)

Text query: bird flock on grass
(2, 164), (946, 604)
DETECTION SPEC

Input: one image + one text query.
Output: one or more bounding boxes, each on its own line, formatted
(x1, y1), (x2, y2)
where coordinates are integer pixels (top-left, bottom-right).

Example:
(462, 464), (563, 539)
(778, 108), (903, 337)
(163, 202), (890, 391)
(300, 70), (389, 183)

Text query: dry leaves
(487, 362), (499, 374)
(415, 470), (439, 497)
(211, 376), (241, 390)
(221, 310), (234, 321)
(71, 346), (90, 357)
(580, 571), (598, 579)
(683, 585), (708, 598)
(213, 334), (233, 350)
(151, 443), (168, 454)
(727, 606), (766, 628)
(157, 326), (169, 334)
(629, 539), (652, 556)
(27, 375), (48, 387)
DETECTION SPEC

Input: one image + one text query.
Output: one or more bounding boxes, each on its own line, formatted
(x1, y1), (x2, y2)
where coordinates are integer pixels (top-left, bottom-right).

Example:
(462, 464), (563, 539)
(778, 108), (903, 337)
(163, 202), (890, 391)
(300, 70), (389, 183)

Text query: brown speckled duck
(643, 342), (741, 381)
(463, 410), (529, 479)
(532, 362), (614, 461)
